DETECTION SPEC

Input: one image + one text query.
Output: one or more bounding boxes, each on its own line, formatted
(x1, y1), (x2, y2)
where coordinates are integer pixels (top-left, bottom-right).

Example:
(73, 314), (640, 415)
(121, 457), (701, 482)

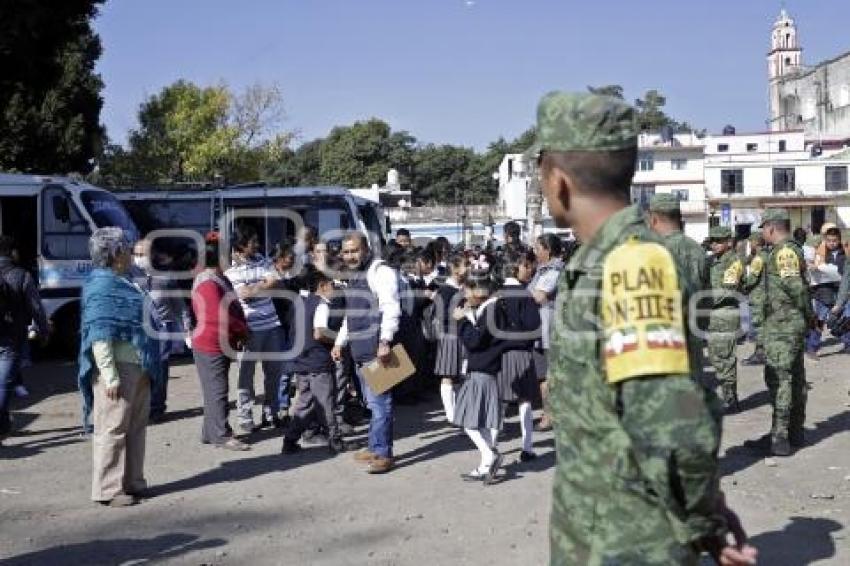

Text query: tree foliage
(96, 80), (292, 186)
(589, 85), (700, 134)
(0, 0), (105, 173)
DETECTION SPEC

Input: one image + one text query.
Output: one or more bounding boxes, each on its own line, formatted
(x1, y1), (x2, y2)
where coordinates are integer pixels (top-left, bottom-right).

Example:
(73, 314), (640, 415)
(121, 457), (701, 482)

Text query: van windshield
(81, 190), (140, 241)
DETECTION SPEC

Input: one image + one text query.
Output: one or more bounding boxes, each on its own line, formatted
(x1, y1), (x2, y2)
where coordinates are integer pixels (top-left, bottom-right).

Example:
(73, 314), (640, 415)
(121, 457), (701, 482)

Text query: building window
(746, 143), (758, 152)
(717, 144), (729, 153)
(840, 85), (850, 108)
(773, 168), (796, 193)
(671, 159), (687, 170)
(826, 166), (849, 192)
(671, 189), (689, 201)
(778, 140), (787, 152)
(630, 185), (655, 209)
(638, 154), (654, 171)
(720, 169), (743, 194)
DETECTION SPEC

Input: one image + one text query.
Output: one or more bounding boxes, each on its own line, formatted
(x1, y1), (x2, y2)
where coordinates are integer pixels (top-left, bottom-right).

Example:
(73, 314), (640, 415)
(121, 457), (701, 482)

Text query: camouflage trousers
(764, 333), (806, 442)
(707, 309), (740, 401)
(750, 300), (764, 351)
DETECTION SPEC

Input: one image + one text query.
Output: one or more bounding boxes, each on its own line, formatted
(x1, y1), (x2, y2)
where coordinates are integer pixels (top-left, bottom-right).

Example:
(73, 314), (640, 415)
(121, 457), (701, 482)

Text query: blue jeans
(150, 358), (169, 416)
(0, 345), (20, 436)
(356, 365), (393, 458)
(807, 300), (850, 352)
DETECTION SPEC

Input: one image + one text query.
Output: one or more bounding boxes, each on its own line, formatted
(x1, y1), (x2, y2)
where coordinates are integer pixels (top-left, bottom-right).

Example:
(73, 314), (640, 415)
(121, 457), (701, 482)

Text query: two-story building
(704, 129), (850, 236)
(632, 131), (709, 242)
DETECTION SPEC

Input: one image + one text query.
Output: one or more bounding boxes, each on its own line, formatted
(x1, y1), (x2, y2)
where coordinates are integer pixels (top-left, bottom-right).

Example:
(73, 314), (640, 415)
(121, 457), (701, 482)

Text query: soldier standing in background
(529, 91), (755, 565)
(742, 231), (769, 365)
(759, 208), (813, 457)
(707, 226), (744, 412)
(646, 193), (709, 292)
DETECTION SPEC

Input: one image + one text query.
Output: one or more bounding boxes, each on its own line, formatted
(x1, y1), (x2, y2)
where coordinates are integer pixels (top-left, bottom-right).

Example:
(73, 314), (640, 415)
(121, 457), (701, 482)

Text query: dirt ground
(1, 340), (849, 565)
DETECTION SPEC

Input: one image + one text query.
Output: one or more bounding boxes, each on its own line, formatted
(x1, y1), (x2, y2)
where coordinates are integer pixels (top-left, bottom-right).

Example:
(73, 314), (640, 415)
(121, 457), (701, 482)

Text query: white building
(704, 129), (850, 234)
(768, 9), (850, 141)
(632, 131), (709, 242)
(497, 153), (533, 221)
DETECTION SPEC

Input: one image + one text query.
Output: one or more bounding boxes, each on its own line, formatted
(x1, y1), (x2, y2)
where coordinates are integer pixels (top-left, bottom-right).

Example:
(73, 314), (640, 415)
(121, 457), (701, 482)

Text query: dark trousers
(194, 350), (233, 445)
(0, 345), (19, 436)
(286, 371), (337, 441)
(150, 358), (169, 416)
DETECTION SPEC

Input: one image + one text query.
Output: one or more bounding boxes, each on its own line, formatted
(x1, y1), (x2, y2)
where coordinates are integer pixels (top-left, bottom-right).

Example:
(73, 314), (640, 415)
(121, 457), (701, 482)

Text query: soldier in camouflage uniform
(707, 226), (744, 411)
(742, 231), (769, 365)
(647, 193), (709, 292)
(759, 208), (813, 457)
(528, 91), (756, 565)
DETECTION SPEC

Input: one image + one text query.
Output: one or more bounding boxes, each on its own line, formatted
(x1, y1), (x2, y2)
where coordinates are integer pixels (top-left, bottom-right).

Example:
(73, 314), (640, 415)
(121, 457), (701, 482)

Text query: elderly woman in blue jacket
(78, 227), (162, 507)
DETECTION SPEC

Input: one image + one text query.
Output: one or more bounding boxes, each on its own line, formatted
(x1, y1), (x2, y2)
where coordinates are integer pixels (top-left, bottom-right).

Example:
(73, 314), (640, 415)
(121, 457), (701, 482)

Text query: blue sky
(94, 0), (850, 150)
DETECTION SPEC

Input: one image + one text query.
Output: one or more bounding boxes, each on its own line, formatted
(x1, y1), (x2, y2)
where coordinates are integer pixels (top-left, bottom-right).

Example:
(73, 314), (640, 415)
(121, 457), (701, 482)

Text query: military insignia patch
(723, 259), (743, 286)
(776, 247), (800, 278)
(601, 239), (690, 383)
(750, 255), (764, 276)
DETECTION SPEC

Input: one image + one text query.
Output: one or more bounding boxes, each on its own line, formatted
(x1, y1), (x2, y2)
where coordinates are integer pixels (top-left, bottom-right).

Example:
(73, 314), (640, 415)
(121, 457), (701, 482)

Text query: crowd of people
(7, 89), (850, 563)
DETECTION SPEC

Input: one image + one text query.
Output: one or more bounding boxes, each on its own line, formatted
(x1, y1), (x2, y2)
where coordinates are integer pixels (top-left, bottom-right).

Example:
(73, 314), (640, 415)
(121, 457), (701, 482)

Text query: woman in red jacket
(191, 232), (250, 451)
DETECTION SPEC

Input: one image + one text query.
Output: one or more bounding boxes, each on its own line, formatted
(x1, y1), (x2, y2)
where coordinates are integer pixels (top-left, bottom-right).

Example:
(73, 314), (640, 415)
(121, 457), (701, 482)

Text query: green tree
(588, 84), (625, 99)
(0, 0), (105, 173)
(318, 119), (416, 188)
(411, 145), (476, 205)
(96, 80), (292, 186)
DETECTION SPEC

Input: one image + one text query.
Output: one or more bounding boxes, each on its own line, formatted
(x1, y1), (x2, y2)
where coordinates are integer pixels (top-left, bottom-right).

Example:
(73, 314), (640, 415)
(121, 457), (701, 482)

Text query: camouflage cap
(525, 91), (637, 158)
(758, 208), (790, 227)
(709, 226), (733, 240)
(648, 193), (680, 213)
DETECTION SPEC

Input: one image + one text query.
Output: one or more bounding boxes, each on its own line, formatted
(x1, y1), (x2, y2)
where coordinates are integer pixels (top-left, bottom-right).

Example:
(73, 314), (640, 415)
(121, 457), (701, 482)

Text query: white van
(0, 174), (140, 352)
(117, 185), (390, 253)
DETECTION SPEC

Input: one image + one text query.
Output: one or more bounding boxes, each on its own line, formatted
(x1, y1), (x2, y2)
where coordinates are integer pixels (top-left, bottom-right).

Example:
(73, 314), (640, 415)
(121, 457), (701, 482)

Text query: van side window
(42, 186), (91, 260)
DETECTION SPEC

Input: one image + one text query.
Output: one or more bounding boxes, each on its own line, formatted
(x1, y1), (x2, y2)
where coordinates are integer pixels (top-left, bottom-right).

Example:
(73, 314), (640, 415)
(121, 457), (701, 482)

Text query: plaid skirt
(497, 349), (538, 402)
(434, 334), (466, 379)
(453, 371), (502, 430)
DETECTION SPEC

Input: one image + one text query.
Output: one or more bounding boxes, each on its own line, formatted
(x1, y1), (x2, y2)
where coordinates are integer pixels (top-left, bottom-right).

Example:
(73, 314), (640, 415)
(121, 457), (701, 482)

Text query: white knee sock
(488, 428), (500, 450)
(465, 428), (494, 471)
(440, 383), (455, 422)
(519, 401), (534, 453)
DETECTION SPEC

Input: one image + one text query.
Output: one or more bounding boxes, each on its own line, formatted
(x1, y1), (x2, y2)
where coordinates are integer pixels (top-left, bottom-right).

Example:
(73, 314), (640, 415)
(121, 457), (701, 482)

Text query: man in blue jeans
(333, 232), (402, 474)
(0, 236), (48, 442)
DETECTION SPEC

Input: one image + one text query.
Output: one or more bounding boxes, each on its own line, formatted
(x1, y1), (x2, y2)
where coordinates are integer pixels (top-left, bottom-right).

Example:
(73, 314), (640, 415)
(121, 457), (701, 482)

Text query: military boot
(789, 429), (806, 448)
(771, 435), (791, 457)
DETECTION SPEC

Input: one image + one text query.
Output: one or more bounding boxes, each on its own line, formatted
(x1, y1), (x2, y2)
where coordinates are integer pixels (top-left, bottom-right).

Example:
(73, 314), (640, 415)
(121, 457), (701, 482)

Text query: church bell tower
(768, 8), (803, 130)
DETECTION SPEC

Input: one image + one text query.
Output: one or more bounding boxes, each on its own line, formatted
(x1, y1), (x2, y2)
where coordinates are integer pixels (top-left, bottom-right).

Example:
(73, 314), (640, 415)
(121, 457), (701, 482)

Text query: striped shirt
(225, 255), (281, 332)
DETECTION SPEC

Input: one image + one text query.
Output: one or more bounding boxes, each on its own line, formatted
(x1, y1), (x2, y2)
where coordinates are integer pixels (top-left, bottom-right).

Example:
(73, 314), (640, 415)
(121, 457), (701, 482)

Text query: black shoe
(722, 398), (740, 415)
(282, 439), (302, 454)
(771, 436), (791, 457)
(460, 470), (485, 482)
(519, 450), (537, 463)
(483, 452), (503, 486)
(148, 411), (166, 424)
(301, 433), (330, 448)
(789, 430), (806, 448)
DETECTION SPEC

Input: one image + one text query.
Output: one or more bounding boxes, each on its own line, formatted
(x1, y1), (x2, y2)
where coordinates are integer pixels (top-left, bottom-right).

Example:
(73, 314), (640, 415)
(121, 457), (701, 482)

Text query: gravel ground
(1, 341), (849, 565)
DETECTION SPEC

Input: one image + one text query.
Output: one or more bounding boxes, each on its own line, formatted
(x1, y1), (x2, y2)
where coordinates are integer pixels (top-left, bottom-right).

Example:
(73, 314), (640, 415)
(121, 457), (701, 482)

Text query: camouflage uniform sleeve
(618, 376), (726, 544)
(776, 244), (813, 322)
(601, 240), (726, 545)
(740, 255), (764, 294)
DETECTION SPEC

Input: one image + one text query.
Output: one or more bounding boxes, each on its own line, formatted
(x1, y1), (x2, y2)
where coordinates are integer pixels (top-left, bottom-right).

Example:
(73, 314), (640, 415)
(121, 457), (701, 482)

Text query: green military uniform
(528, 92), (726, 565)
(648, 194), (709, 292)
(760, 209), (812, 455)
(741, 231), (769, 364)
(707, 226), (743, 408)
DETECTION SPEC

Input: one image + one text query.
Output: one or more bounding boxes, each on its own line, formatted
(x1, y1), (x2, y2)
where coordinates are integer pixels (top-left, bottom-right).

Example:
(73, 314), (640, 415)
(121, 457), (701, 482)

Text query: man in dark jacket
(0, 235), (48, 441)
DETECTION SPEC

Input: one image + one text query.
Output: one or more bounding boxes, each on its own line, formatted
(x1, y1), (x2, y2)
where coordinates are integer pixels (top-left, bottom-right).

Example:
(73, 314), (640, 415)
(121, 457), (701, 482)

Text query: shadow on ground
(2, 533), (226, 566)
(749, 516), (842, 565)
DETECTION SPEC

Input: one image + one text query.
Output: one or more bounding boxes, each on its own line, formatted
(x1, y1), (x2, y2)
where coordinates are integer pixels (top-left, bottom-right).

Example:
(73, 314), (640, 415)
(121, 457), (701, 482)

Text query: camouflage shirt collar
(566, 204), (642, 274)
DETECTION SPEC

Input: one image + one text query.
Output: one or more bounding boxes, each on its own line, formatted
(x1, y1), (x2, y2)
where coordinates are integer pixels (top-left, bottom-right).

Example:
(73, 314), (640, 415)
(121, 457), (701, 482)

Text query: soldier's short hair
(825, 227), (841, 239)
(540, 147), (637, 202)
